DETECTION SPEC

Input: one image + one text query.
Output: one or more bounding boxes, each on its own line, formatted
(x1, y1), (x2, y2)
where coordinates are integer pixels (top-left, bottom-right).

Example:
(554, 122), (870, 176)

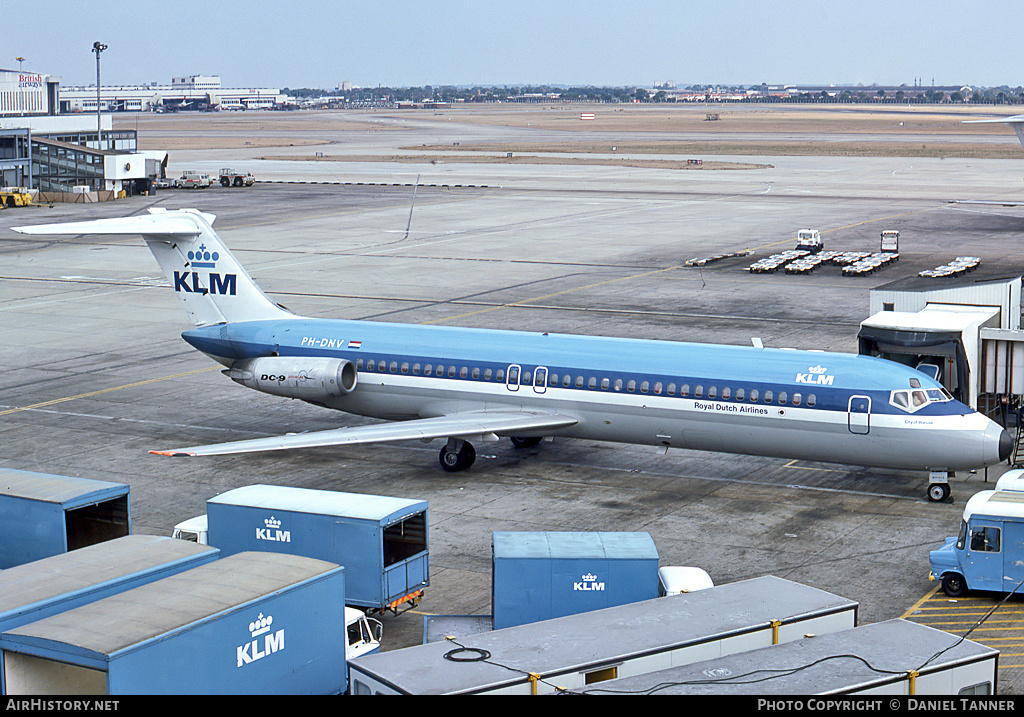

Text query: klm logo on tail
(174, 245), (236, 295)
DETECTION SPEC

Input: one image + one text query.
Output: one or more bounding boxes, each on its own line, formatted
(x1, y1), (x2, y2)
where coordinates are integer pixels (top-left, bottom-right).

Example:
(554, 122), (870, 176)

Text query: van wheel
(942, 572), (967, 598)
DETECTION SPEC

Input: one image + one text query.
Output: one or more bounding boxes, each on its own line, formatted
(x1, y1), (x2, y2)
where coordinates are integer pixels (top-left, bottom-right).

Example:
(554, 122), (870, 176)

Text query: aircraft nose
(1000, 428), (1014, 463)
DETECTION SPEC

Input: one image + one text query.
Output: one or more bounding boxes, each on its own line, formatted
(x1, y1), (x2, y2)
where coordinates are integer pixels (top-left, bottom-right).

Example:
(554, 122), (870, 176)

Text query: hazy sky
(5, 1), (1023, 90)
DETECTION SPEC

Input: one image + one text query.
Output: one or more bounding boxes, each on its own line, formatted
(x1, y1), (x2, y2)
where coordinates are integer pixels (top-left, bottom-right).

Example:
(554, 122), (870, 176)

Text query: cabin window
(496, 369), (505, 381)
(601, 378), (610, 390)
(563, 375), (571, 387)
(448, 366), (457, 378)
(640, 381), (649, 394)
(588, 377), (597, 389)
(484, 368), (492, 380)
(366, 359), (375, 371)
(764, 390), (773, 403)
(792, 393), (801, 406)
(680, 384), (689, 397)
(721, 387), (730, 400)
(550, 373), (559, 386)
(735, 388), (745, 401)
(749, 389), (758, 402)
(472, 367), (480, 379)
(356, 359), (364, 370)
(708, 386), (717, 399)
(628, 380), (636, 392)
(379, 361), (387, 372)
(694, 385), (703, 398)
(460, 367), (468, 379)
(576, 376), (585, 388)
(654, 382), (663, 395)
(522, 372), (532, 384)
(390, 362), (399, 373)
(401, 362), (409, 374)
(778, 391), (787, 404)
(807, 394), (816, 407)
(412, 363), (421, 375)
(424, 363), (432, 375)
(667, 383), (676, 395)
(614, 378), (623, 391)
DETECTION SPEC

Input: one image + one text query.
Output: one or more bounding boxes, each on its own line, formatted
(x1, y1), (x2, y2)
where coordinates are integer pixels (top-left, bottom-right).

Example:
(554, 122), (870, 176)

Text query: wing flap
(151, 410), (579, 457)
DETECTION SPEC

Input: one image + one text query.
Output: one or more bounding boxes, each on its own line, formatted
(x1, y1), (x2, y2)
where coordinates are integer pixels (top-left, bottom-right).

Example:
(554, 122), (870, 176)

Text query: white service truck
(795, 229), (823, 253)
(219, 168), (256, 187)
(175, 171), (212, 189)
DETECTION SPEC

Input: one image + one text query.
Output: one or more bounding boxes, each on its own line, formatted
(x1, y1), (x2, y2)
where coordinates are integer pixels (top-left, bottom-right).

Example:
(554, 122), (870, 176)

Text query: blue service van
(929, 489), (1024, 597)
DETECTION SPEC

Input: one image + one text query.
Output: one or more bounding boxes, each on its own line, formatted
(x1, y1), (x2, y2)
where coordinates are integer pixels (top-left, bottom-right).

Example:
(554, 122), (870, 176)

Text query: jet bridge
(858, 304), (1000, 409)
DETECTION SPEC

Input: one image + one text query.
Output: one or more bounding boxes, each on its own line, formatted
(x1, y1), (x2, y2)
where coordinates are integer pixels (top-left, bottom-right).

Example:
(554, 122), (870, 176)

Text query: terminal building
(1, 69), (279, 198)
(60, 75), (282, 113)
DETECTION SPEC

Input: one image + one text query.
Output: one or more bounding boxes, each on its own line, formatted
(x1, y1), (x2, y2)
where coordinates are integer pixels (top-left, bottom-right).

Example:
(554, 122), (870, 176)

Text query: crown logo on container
(249, 613), (273, 638)
(264, 516), (281, 529)
(582, 573), (598, 582)
(809, 365), (827, 374)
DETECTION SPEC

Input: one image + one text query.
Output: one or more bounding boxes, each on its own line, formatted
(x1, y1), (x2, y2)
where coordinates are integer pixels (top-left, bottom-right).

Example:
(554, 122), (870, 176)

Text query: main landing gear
(438, 436), (545, 472)
(439, 439), (476, 472)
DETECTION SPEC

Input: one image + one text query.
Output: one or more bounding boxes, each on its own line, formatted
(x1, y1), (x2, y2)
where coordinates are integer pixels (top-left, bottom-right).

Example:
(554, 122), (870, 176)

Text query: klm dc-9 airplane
(14, 209), (1011, 502)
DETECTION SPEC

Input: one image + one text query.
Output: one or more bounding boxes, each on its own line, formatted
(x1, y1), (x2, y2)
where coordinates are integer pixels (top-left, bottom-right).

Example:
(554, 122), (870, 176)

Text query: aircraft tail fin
(13, 208), (290, 327)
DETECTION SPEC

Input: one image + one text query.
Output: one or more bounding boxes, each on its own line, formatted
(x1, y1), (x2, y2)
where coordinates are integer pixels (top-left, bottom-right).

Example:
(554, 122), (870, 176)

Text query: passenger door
(848, 395), (870, 435)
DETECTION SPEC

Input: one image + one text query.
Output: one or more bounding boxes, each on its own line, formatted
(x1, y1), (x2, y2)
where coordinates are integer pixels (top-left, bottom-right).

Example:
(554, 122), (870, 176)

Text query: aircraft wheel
(439, 442), (475, 472)
(510, 436), (542, 448)
(927, 483), (951, 503)
(941, 572), (967, 598)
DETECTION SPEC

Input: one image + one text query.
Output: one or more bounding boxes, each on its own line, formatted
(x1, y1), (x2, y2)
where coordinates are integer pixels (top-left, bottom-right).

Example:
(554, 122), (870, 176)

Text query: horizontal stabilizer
(151, 410), (579, 457)
(12, 210), (216, 237)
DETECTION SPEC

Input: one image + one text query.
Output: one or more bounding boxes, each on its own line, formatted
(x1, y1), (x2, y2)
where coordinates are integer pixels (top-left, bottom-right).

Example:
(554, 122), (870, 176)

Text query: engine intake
(225, 357), (357, 400)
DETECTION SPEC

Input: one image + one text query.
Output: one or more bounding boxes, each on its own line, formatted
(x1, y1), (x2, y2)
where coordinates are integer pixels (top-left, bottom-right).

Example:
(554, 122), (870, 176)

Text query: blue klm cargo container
(0, 535), (219, 694)
(492, 531), (660, 630)
(0, 469), (131, 569)
(0, 552), (347, 695)
(206, 485), (428, 613)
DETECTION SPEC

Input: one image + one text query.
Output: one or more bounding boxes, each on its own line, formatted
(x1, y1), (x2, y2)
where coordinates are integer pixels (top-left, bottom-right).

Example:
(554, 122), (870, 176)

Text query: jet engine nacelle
(225, 357), (357, 400)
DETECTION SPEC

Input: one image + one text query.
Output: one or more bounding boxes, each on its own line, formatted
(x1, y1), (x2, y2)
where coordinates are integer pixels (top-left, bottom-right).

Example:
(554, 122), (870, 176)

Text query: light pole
(92, 42), (107, 150)
(15, 57), (25, 73)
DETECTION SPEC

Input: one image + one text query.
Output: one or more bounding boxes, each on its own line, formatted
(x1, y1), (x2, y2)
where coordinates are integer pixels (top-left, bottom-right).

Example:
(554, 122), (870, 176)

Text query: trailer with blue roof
(0, 469), (131, 569)
(0, 535), (218, 694)
(0, 552), (347, 695)
(174, 484), (428, 614)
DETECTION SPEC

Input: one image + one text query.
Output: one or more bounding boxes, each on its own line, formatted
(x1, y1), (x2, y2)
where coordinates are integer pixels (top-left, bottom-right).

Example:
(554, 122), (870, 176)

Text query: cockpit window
(890, 386), (952, 413)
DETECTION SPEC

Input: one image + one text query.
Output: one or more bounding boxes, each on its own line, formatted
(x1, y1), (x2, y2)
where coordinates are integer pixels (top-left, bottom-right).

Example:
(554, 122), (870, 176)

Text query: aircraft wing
(151, 410), (579, 457)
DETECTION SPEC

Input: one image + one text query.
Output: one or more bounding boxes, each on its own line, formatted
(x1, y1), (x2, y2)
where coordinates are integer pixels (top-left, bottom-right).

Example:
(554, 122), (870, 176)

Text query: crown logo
(249, 613), (273, 638)
(264, 516), (281, 529)
(808, 365), (827, 374)
(582, 573), (597, 582)
(187, 244), (220, 268)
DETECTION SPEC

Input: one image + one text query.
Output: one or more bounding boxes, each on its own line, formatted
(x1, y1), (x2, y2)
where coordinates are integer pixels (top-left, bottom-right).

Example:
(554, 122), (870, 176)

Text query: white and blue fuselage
(12, 209), (1011, 500)
(181, 315), (1008, 472)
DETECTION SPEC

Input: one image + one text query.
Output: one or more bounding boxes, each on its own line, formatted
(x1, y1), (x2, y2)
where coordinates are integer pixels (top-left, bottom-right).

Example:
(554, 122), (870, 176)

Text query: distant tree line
(281, 84), (1024, 105)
